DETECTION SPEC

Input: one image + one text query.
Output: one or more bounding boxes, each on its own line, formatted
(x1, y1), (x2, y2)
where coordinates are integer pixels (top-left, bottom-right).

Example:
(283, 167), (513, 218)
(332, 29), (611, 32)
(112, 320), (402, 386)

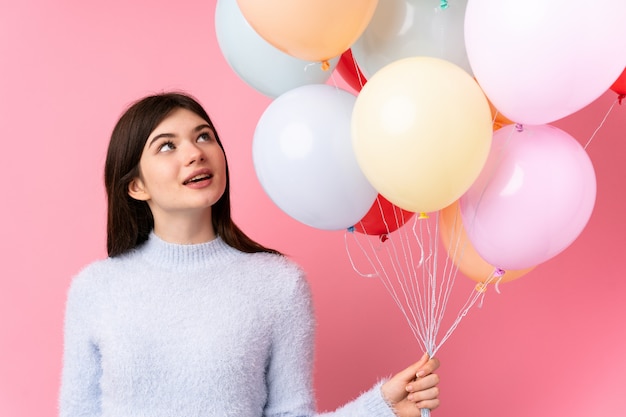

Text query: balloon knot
(515, 123), (524, 132)
(347, 226), (355, 233)
(494, 267), (506, 277)
(440, 0), (449, 9)
(618, 94), (625, 105)
(321, 60), (330, 71)
(418, 212), (429, 219)
(379, 234), (389, 243)
(475, 282), (488, 293)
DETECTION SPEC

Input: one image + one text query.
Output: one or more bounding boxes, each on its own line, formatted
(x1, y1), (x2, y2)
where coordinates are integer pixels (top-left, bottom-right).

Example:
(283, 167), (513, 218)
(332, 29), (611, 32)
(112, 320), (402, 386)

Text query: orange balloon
(438, 200), (534, 285)
(476, 78), (514, 129)
(488, 97), (514, 130)
(236, 0), (378, 62)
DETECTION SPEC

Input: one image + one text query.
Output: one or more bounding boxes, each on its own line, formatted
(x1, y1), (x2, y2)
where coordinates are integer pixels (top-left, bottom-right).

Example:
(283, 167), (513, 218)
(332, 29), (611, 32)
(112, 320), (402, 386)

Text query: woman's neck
(151, 209), (216, 245)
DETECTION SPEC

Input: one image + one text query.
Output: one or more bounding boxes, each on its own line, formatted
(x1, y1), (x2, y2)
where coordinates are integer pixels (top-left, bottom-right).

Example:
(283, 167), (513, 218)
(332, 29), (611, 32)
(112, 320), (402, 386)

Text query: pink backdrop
(1, 1), (625, 416)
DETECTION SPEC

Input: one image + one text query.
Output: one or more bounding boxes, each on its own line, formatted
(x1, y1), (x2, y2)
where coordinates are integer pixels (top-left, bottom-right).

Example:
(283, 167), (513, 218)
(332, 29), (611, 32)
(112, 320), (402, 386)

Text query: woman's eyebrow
(148, 132), (175, 148)
(194, 123), (213, 132)
(147, 124), (213, 148)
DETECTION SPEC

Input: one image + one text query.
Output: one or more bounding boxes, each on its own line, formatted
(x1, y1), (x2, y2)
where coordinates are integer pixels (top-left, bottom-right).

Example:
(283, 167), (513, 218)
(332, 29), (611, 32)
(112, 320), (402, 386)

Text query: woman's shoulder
(68, 253), (135, 295)
(74, 252), (131, 276)
(231, 250), (308, 294)
(238, 250), (305, 279)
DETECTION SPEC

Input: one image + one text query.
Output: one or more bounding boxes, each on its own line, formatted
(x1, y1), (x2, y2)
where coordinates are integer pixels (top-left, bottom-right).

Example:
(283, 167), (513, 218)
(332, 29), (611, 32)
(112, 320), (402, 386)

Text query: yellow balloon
(236, 0), (378, 63)
(352, 57), (493, 213)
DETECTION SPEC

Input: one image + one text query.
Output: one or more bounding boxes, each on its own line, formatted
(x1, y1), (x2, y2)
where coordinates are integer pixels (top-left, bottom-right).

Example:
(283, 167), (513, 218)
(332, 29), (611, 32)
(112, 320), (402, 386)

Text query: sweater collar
(137, 231), (240, 270)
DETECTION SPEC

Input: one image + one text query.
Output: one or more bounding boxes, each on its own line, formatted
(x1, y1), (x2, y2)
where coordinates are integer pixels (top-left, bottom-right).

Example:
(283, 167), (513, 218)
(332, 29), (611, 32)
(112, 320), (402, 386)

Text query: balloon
(610, 67), (626, 96)
(352, 56), (492, 214)
(215, 0), (339, 98)
(335, 49), (367, 92)
(487, 97), (514, 130)
(352, 194), (414, 236)
(465, 0), (626, 124)
(352, 0), (471, 79)
(476, 78), (512, 129)
(236, 0), (378, 62)
(439, 200), (534, 284)
(460, 124), (596, 270)
(253, 85), (377, 230)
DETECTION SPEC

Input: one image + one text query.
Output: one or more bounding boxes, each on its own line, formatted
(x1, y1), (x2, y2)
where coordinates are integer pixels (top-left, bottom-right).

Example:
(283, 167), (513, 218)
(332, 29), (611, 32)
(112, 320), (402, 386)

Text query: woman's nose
(184, 142), (205, 165)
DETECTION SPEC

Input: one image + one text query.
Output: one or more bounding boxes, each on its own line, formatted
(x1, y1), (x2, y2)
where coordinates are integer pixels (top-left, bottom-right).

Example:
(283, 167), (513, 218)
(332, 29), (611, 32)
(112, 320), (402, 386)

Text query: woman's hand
(381, 353), (440, 417)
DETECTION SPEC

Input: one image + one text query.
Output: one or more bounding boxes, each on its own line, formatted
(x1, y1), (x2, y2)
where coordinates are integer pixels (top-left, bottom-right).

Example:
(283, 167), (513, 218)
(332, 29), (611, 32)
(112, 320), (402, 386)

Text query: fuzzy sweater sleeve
(263, 265), (397, 417)
(59, 267), (103, 417)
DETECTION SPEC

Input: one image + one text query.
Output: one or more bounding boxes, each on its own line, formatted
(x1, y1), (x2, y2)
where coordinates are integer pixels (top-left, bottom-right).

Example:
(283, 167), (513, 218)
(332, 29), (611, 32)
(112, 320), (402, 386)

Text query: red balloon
(610, 67), (626, 95)
(336, 49), (367, 92)
(352, 194), (414, 236)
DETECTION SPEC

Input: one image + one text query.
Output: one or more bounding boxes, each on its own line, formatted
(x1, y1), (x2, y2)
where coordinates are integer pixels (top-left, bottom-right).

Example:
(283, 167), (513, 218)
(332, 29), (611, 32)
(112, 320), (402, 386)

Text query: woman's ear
(128, 178), (150, 201)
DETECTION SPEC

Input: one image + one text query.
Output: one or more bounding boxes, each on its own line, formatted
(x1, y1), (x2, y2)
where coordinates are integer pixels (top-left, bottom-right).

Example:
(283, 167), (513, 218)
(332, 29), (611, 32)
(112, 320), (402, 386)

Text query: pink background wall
(1, 1), (624, 416)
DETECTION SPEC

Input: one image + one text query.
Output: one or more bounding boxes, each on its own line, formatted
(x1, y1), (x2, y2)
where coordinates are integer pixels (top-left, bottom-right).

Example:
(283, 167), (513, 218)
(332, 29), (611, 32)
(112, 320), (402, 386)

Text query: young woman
(59, 92), (440, 417)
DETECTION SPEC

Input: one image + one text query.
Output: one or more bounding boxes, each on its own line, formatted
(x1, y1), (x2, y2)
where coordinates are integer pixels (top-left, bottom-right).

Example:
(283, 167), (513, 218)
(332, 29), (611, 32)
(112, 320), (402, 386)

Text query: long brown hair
(104, 92), (280, 257)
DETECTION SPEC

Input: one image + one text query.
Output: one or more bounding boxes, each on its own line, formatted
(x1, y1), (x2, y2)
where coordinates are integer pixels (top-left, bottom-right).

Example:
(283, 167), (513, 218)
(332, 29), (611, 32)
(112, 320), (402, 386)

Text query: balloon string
(491, 110), (499, 128)
(344, 206), (492, 360)
(345, 224), (430, 345)
(381, 227), (431, 346)
(329, 72), (345, 95)
(583, 96), (621, 150)
(343, 230), (379, 278)
(432, 275), (490, 355)
(362, 216), (432, 351)
(431, 212), (459, 345)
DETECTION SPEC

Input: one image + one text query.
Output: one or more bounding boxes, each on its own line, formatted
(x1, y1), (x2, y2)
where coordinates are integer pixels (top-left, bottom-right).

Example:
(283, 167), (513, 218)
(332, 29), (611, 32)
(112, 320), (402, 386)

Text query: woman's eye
(158, 141), (175, 152)
(198, 132), (211, 142)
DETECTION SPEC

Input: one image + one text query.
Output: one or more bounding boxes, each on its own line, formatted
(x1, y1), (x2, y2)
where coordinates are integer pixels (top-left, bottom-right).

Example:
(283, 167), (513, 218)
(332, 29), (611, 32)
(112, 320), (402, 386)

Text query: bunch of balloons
(216, 0), (626, 287)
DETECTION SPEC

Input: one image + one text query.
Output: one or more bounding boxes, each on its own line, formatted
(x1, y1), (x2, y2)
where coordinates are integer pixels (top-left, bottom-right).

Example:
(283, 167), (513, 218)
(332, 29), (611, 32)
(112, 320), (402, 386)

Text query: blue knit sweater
(60, 233), (397, 417)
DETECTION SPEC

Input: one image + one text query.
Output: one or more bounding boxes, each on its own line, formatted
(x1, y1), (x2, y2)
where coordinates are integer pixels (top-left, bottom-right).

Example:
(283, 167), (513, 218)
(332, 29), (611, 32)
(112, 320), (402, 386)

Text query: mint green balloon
(215, 0), (339, 98)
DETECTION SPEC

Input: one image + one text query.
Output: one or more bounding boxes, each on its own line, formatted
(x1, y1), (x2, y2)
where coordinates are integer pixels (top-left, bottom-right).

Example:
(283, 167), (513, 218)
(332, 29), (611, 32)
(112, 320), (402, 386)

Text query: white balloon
(253, 85), (377, 230)
(465, 0), (626, 124)
(215, 0), (339, 98)
(351, 0), (471, 79)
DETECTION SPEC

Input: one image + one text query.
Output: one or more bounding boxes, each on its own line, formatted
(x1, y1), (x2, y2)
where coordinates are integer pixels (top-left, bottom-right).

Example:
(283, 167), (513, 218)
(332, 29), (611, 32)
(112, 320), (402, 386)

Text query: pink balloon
(465, 0), (626, 125)
(460, 124), (596, 270)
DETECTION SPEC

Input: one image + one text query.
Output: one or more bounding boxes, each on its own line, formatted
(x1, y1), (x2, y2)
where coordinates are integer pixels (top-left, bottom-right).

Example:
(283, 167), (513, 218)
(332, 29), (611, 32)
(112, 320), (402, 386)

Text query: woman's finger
(407, 375), (440, 397)
(416, 357), (440, 378)
(416, 397), (441, 411)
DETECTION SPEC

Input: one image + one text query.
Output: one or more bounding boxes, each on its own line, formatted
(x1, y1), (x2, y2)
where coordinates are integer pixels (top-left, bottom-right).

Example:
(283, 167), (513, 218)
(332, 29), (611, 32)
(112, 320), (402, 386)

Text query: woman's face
(128, 107), (227, 222)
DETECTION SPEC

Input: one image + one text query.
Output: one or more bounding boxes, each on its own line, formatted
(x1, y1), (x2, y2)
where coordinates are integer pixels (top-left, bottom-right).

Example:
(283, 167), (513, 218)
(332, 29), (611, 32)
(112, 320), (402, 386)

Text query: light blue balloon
(215, 0), (339, 98)
(252, 85), (377, 230)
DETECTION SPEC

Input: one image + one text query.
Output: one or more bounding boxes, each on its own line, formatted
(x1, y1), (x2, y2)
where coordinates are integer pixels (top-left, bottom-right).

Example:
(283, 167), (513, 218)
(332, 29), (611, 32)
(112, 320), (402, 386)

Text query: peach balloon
(236, 0), (378, 63)
(439, 201), (534, 284)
